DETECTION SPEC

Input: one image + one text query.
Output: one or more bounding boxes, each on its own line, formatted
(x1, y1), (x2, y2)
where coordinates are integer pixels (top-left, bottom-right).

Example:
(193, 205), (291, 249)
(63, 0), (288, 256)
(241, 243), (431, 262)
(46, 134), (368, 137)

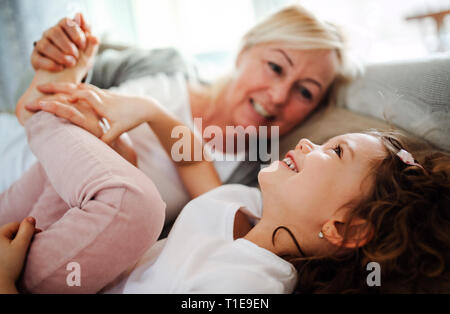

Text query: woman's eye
(268, 62), (283, 75)
(333, 145), (342, 158)
(299, 86), (312, 100)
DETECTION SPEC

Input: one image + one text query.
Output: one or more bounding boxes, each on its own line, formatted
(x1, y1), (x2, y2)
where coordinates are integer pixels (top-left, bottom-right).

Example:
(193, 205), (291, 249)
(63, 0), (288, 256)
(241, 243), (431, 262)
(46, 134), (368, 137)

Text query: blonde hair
(206, 5), (358, 112)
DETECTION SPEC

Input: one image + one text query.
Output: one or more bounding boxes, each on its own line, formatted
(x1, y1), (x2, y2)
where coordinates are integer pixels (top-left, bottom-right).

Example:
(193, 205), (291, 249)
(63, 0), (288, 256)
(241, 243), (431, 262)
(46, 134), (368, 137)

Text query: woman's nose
(270, 82), (291, 107)
(296, 138), (315, 153)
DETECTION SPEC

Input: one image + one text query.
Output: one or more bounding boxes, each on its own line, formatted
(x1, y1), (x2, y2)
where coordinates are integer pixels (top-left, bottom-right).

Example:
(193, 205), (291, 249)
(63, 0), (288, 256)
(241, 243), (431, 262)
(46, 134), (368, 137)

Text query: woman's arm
(27, 83), (222, 198)
(142, 98), (222, 198)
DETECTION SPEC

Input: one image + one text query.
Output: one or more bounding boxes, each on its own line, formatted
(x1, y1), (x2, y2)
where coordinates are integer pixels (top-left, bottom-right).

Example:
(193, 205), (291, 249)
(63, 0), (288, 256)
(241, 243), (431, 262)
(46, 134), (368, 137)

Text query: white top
(104, 184), (298, 294)
(107, 73), (242, 224)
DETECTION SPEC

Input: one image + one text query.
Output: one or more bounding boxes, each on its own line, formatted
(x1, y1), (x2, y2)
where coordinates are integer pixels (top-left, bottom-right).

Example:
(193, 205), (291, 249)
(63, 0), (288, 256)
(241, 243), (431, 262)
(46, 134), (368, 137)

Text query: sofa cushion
(335, 55), (450, 151)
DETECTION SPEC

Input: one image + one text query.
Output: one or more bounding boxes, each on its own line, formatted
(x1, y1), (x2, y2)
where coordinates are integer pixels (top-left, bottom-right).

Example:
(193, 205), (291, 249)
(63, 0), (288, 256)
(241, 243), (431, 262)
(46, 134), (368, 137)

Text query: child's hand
(27, 82), (159, 145)
(0, 217), (41, 294)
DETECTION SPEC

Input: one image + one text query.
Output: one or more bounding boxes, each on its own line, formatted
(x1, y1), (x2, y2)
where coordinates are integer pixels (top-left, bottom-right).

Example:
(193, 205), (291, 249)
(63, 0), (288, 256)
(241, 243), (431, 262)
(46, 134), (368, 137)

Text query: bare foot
(16, 35), (99, 125)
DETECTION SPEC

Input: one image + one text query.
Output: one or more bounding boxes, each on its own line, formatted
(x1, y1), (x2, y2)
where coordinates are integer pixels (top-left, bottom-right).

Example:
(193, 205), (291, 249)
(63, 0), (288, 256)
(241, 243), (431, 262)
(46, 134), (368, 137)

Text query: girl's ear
(322, 218), (373, 249)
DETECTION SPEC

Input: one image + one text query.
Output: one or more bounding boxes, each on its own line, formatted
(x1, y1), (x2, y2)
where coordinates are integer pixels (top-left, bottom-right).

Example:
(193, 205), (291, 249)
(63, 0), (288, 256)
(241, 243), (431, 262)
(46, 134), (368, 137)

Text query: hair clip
(397, 149), (423, 169)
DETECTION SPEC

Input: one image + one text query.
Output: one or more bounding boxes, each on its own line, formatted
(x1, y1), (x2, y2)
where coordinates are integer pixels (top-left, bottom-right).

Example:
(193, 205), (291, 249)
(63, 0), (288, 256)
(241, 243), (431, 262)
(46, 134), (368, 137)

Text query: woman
(24, 5), (356, 224)
(3, 65), (450, 292)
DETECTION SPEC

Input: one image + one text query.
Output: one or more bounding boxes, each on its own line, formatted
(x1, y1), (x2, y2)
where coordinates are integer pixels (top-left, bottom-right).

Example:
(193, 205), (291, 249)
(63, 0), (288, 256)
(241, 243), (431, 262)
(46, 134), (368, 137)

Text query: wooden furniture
(406, 9), (450, 51)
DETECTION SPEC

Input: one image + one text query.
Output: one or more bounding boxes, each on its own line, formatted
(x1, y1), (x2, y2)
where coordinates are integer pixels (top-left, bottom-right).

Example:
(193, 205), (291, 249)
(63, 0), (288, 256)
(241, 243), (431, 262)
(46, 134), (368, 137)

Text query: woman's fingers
(67, 89), (107, 120)
(78, 82), (103, 94)
(45, 26), (79, 59)
(31, 13), (91, 72)
(31, 50), (65, 72)
(37, 82), (101, 95)
(25, 100), (104, 138)
(37, 83), (106, 116)
(59, 17), (87, 51)
(35, 37), (76, 67)
(101, 125), (124, 145)
(75, 12), (91, 34)
(84, 34), (99, 58)
(26, 100), (86, 126)
(37, 82), (79, 95)
(72, 90), (104, 113)
(76, 34), (100, 72)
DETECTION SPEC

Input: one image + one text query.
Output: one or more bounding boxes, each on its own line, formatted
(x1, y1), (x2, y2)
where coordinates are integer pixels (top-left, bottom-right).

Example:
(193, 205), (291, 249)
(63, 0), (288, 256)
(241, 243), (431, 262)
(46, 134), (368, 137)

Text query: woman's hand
(16, 34), (99, 127)
(26, 92), (104, 138)
(25, 87), (139, 166)
(31, 13), (91, 72)
(0, 217), (41, 294)
(27, 82), (158, 144)
(27, 82), (222, 197)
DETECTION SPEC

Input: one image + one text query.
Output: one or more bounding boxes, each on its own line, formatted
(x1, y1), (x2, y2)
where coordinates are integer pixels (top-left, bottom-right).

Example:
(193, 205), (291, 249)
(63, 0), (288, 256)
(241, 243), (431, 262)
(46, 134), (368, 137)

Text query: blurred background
(0, 0), (449, 111)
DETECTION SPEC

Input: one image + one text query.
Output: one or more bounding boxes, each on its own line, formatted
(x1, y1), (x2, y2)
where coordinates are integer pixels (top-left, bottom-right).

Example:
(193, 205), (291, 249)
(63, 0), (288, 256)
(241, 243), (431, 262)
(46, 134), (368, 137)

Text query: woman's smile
(238, 97), (275, 126)
(250, 98), (276, 120)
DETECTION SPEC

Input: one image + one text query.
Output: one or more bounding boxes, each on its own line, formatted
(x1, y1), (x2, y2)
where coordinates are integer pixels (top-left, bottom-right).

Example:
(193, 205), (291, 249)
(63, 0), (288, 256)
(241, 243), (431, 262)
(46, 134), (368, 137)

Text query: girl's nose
(296, 138), (315, 154)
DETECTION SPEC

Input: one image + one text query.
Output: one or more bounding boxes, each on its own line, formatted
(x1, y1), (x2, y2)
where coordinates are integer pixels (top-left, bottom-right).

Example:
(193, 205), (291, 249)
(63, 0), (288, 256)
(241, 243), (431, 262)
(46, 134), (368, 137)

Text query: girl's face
(222, 43), (339, 136)
(258, 133), (385, 249)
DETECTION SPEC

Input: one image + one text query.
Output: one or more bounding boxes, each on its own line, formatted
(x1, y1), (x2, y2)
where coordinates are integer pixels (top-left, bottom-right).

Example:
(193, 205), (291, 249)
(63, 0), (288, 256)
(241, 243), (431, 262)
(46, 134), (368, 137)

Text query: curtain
(0, 0), (136, 112)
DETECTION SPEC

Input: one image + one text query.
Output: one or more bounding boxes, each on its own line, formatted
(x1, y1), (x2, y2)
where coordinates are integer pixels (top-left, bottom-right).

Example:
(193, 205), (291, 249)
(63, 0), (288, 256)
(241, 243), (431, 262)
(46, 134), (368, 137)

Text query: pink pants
(0, 112), (166, 293)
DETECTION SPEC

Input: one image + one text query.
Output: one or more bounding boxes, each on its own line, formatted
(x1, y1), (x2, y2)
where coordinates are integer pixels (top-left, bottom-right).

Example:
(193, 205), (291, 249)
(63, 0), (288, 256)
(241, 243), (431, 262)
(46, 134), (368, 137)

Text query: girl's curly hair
(290, 130), (450, 293)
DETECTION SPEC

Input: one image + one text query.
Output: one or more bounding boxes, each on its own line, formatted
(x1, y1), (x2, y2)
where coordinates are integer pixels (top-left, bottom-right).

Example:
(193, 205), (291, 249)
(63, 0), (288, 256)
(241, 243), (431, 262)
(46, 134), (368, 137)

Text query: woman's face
(223, 43), (339, 136)
(258, 133), (385, 247)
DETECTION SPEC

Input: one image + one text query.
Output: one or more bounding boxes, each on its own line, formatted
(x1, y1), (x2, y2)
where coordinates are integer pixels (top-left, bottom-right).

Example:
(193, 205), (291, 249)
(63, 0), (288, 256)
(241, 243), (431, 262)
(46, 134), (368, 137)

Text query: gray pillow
(336, 55), (450, 151)
(88, 47), (195, 89)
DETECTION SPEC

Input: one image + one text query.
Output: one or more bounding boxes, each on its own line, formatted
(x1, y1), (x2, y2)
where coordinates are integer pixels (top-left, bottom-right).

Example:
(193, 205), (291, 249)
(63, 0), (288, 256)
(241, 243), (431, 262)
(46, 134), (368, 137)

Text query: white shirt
(109, 73), (242, 224)
(104, 184), (298, 294)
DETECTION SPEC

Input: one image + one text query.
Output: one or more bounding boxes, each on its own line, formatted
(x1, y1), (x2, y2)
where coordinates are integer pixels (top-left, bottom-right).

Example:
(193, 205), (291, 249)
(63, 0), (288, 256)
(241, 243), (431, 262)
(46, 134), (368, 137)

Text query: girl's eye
(333, 145), (342, 158)
(299, 86), (312, 100)
(268, 62), (283, 75)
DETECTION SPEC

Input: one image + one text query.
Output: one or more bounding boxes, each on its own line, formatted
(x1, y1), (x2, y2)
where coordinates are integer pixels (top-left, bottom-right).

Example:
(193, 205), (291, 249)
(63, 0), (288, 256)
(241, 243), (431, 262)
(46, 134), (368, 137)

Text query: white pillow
(0, 113), (36, 193)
